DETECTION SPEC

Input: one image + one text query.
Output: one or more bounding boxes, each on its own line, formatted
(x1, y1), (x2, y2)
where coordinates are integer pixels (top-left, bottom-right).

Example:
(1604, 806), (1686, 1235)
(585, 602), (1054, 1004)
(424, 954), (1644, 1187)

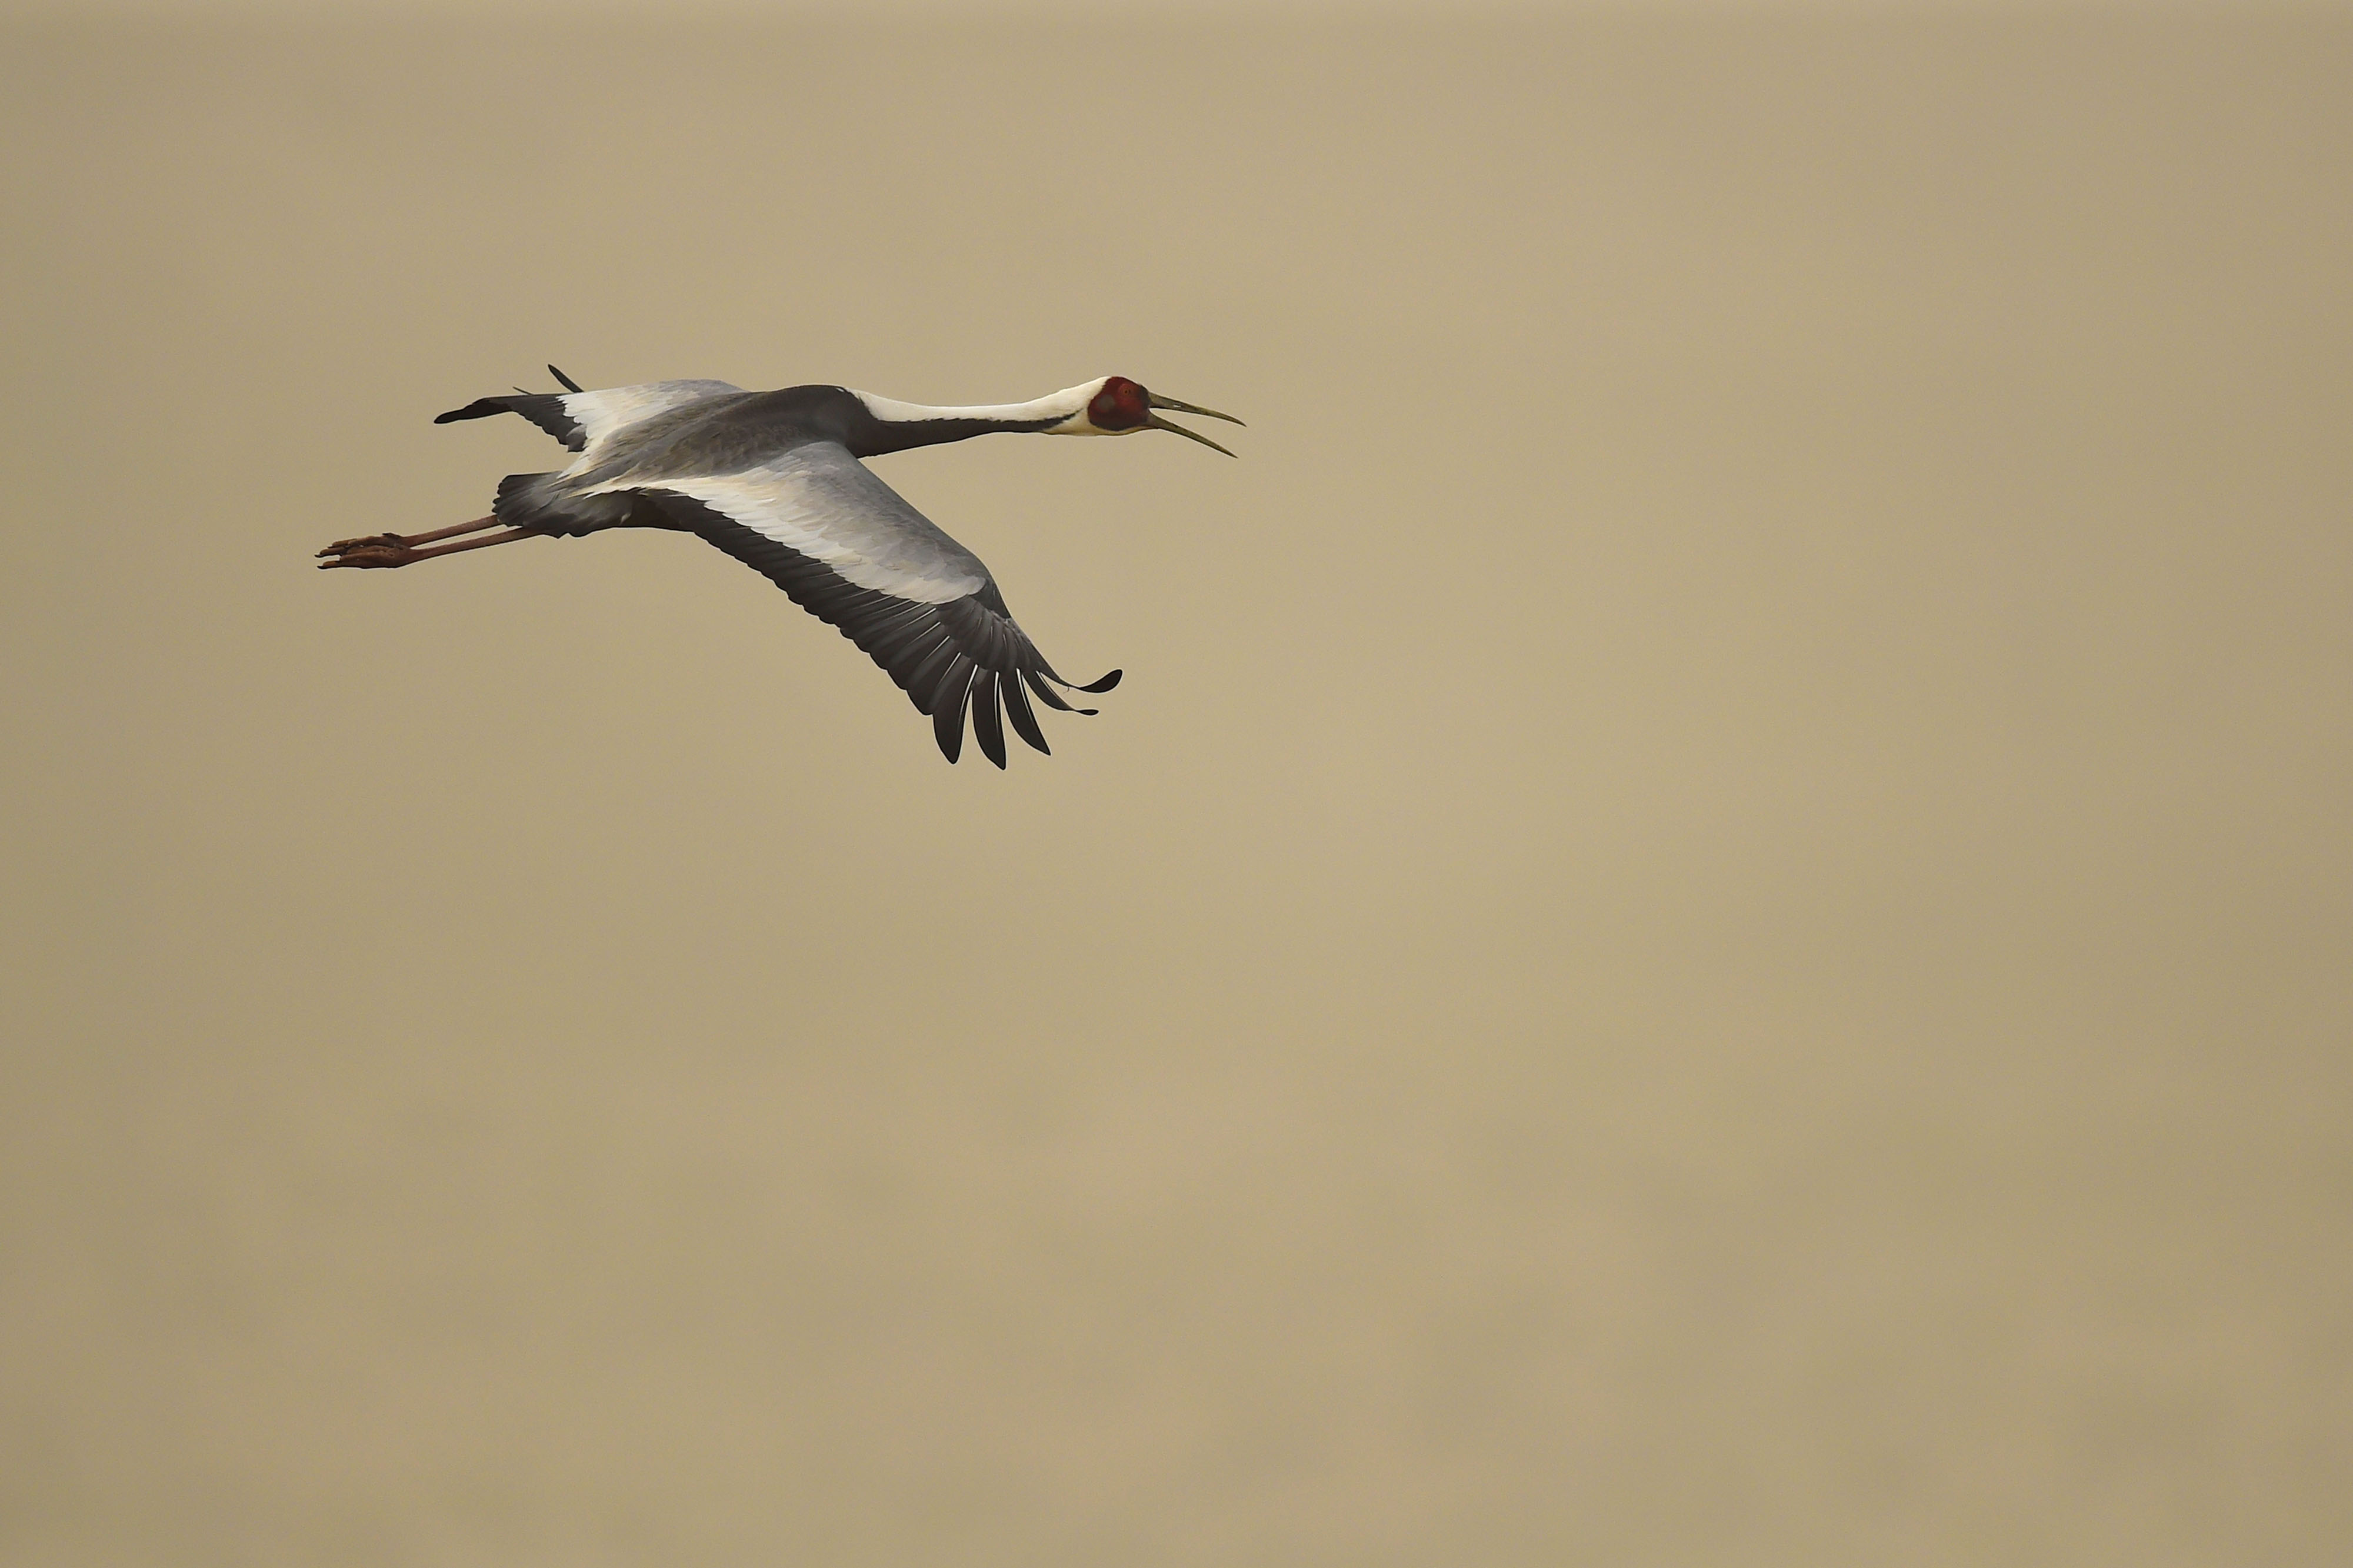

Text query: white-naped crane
(318, 367), (1242, 766)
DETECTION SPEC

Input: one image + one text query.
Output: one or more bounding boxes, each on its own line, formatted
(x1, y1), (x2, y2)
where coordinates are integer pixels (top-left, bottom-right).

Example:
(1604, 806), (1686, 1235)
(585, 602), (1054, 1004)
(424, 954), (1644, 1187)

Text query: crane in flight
(318, 367), (1241, 767)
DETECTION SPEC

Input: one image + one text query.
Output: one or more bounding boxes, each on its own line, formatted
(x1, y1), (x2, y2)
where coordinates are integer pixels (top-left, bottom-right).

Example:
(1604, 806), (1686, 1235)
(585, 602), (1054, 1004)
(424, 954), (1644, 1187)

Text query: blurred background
(3, 2), (2348, 1564)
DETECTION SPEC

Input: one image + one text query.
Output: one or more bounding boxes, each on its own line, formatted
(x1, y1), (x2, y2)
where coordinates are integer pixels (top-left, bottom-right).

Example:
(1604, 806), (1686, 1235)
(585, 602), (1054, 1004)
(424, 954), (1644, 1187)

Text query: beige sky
(19, 0), (2351, 15)
(4, 8), (2349, 1567)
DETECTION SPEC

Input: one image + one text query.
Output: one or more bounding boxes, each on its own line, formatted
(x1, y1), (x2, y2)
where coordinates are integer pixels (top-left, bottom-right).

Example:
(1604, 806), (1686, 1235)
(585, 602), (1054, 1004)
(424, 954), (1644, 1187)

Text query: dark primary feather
(435, 392), (585, 451)
(655, 499), (1118, 767)
(969, 668), (1007, 768)
(932, 660), (976, 765)
(1000, 670), (1049, 754)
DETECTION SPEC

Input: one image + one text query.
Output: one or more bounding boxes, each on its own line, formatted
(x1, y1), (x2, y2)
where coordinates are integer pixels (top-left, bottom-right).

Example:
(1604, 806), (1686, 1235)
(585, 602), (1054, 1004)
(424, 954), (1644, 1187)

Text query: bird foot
(316, 534), (422, 569)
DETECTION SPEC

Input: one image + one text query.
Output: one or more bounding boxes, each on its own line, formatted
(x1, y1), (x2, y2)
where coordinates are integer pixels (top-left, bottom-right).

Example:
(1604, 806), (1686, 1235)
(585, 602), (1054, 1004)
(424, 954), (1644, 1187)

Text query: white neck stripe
(851, 380), (1106, 429)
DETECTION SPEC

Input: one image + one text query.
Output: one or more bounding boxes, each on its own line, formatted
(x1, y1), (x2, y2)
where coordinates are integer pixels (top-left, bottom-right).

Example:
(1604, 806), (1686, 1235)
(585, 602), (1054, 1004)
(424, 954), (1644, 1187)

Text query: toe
(318, 533), (404, 556)
(319, 543), (416, 569)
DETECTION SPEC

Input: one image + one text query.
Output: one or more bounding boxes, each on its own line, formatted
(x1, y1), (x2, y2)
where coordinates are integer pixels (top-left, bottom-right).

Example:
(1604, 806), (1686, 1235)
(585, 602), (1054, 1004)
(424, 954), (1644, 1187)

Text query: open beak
(1146, 393), (1245, 458)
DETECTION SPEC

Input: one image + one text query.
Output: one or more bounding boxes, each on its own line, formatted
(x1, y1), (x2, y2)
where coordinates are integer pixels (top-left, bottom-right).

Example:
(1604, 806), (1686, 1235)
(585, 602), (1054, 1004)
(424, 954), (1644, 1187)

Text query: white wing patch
(582, 441), (988, 605)
(561, 380), (744, 455)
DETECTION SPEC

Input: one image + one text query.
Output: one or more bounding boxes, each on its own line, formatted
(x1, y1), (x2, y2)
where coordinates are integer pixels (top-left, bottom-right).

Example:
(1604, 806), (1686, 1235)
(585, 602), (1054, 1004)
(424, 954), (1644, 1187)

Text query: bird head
(1052, 375), (1244, 456)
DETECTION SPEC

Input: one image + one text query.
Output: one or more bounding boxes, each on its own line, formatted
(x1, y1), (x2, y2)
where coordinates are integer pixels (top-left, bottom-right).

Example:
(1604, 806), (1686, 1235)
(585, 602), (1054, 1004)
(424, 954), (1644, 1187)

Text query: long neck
(843, 384), (1095, 458)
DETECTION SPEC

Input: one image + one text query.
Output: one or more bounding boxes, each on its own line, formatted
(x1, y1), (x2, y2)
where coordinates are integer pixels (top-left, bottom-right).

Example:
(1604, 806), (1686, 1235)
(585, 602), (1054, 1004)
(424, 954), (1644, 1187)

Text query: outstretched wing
(578, 441), (1119, 766)
(435, 368), (746, 455)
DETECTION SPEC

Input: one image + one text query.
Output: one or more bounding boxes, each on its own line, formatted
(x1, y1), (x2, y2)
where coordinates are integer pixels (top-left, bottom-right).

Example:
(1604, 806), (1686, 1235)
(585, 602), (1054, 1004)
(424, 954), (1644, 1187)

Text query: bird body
(319, 369), (1240, 766)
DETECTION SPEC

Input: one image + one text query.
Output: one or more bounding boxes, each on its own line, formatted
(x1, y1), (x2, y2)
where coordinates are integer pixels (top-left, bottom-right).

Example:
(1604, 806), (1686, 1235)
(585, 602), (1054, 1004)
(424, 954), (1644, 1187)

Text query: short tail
(489, 471), (667, 540)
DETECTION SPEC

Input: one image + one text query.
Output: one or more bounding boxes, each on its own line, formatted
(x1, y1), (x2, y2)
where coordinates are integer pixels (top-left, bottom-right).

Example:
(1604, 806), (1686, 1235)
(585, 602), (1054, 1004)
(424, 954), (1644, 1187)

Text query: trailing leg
(316, 522), (545, 569)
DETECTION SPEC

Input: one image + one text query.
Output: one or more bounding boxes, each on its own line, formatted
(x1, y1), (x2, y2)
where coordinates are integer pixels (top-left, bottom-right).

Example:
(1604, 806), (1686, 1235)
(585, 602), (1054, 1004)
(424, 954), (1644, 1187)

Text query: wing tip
(931, 659), (976, 764)
(971, 668), (1009, 769)
(1000, 670), (1051, 756)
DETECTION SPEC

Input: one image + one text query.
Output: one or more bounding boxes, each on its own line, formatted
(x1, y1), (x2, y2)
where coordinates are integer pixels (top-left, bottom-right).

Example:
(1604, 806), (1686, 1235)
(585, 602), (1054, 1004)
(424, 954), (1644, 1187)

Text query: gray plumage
(426, 373), (1134, 766)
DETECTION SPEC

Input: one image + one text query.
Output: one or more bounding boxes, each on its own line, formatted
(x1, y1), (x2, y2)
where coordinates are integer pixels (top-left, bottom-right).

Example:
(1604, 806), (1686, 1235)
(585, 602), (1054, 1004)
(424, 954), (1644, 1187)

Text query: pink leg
(316, 514), (501, 562)
(318, 525), (546, 570)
